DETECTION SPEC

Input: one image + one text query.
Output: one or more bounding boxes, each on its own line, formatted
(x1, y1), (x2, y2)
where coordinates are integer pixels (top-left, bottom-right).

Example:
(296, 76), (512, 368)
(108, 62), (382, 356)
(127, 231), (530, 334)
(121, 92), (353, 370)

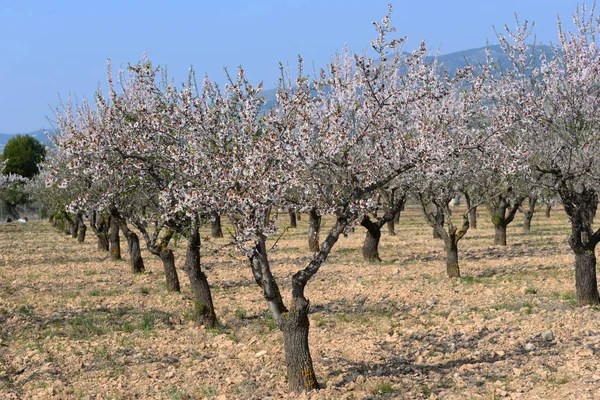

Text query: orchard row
(13, 5), (600, 392)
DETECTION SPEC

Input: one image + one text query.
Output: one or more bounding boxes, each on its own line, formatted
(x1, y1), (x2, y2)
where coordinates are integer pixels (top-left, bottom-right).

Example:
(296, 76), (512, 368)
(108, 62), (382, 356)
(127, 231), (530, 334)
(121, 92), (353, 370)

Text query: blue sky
(0, 0), (582, 133)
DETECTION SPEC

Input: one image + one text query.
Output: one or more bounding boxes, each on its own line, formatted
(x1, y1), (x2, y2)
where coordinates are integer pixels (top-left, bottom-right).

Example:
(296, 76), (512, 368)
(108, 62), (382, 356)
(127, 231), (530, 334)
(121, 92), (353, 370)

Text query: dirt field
(1, 206), (600, 399)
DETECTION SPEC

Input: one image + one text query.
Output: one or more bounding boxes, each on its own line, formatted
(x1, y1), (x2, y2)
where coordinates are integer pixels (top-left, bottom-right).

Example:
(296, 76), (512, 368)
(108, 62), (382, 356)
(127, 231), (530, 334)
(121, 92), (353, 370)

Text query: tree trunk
(308, 208), (321, 252)
(289, 208), (297, 228)
(184, 228), (219, 328)
(108, 215), (122, 260)
(523, 197), (537, 232)
(112, 211), (144, 272)
(70, 215), (79, 239)
(494, 224), (507, 246)
(469, 207), (478, 229)
(445, 239), (460, 278)
(545, 204), (552, 218)
(77, 219), (87, 243)
(574, 250), (600, 305)
(386, 217), (396, 236)
(280, 297), (319, 392)
(561, 188), (600, 306)
(361, 216), (382, 262)
(250, 235), (288, 319)
(433, 227), (442, 239)
(463, 192), (477, 229)
(159, 249), (181, 292)
(90, 212), (109, 252)
(489, 195), (524, 247)
(134, 221), (181, 293)
(210, 211), (223, 238)
(126, 231), (145, 273)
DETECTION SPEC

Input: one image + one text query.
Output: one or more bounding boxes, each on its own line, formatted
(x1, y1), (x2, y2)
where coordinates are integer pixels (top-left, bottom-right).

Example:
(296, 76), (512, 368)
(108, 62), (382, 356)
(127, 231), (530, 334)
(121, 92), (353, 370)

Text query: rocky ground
(1, 206), (600, 399)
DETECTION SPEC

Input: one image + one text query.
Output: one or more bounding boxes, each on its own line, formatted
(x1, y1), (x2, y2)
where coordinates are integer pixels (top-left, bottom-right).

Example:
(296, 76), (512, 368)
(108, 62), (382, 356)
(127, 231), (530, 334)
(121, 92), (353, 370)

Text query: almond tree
(492, 5), (600, 304)
(236, 10), (441, 391)
(51, 60), (219, 322)
(410, 54), (518, 276)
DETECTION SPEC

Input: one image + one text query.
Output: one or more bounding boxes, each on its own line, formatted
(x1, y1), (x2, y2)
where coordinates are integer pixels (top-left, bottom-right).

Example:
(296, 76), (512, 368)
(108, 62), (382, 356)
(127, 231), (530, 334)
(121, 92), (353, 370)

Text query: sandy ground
(1, 206), (600, 399)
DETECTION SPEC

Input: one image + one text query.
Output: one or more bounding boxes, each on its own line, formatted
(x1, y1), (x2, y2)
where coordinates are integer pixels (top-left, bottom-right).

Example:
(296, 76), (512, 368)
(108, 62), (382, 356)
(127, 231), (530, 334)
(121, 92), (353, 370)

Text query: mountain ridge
(3, 44), (553, 139)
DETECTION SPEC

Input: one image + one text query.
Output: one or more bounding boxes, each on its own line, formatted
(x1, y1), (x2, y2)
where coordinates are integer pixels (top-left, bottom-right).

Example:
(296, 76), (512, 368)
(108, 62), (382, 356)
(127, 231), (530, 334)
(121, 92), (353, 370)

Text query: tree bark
(250, 234), (288, 320)
(574, 250), (600, 305)
(545, 204), (552, 218)
(420, 197), (469, 278)
(561, 188), (600, 306)
(361, 216), (382, 262)
(308, 208), (321, 252)
(135, 221), (181, 293)
(184, 227), (219, 328)
(289, 208), (297, 228)
(445, 239), (460, 278)
(523, 197), (537, 232)
(384, 190), (405, 235)
(283, 214), (353, 392)
(89, 211), (110, 252)
(386, 217), (396, 236)
(108, 215), (122, 260)
(463, 191), (477, 229)
(159, 249), (181, 292)
(77, 217), (87, 243)
(280, 297), (319, 392)
(124, 229), (145, 273)
(210, 211), (223, 238)
(70, 214), (79, 239)
(489, 194), (524, 246)
(112, 210), (143, 272)
(494, 225), (507, 246)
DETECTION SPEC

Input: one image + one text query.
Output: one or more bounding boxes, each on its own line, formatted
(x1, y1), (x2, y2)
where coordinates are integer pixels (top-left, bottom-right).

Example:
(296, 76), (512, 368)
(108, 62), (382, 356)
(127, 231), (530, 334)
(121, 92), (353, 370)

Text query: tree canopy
(2, 134), (46, 178)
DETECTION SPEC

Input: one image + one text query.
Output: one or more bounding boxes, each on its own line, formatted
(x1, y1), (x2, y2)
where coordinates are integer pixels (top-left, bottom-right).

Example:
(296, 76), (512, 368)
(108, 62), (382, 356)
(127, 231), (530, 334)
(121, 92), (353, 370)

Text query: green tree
(2, 134), (46, 178)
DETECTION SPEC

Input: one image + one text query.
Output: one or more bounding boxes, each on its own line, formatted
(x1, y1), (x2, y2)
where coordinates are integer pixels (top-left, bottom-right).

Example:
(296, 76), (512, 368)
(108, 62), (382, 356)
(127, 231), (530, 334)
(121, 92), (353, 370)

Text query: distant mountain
(6, 45), (554, 137)
(258, 44), (554, 108)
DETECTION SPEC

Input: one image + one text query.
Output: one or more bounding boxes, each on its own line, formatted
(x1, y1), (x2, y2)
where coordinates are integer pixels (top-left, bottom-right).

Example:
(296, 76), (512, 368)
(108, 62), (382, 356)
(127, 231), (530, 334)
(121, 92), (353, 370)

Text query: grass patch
(460, 275), (484, 284)
(371, 380), (394, 396)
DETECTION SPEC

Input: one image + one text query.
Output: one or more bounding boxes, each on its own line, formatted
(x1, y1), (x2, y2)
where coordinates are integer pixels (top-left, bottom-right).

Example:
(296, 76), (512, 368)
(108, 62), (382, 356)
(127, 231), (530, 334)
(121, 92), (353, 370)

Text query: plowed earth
(1, 206), (600, 399)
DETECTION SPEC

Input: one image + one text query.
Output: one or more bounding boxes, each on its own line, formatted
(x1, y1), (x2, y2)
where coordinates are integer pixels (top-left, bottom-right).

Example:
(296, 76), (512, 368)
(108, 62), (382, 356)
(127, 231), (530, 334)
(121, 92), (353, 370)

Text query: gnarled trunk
(307, 208), (321, 252)
(361, 216), (382, 262)
(463, 191), (477, 229)
(126, 230), (145, 273)
(135, 222), (181, 293)
(108, 215), (122, 260)
(494, 225), (507, 246)
(445, 239), (460, 278)
(90, 212), (110, 252)
(281, 297), (319, 392)
(386, 217), (396, 236)
(184, 228), (218, 328)
(574, 250), (599, 305)
(289, 208), (297, 228)
(523, 197), (537, 232)
(77, 216), (87, 243)
(70, 215), (79, 239)
(210, 211), (223, 238)
(159, 249), (181, 292)
(489, 194), (524, 246)
(562, 188), (600, 306)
